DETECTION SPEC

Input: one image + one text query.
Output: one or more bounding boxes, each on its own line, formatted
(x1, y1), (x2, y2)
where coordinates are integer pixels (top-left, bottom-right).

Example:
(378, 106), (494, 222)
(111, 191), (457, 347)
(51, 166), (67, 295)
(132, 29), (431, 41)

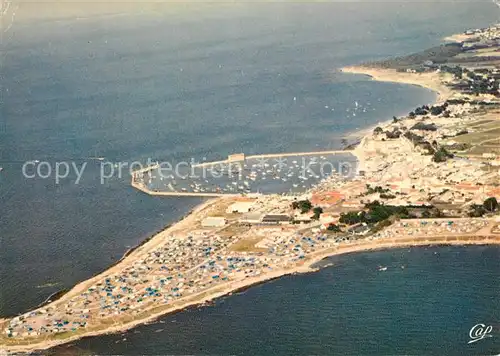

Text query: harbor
(131, 151), (357, 197)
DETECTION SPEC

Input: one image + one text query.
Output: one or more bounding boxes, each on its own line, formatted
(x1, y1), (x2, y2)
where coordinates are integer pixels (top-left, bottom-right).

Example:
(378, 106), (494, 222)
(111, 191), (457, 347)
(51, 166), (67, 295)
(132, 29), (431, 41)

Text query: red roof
(311, 191), (345, 205)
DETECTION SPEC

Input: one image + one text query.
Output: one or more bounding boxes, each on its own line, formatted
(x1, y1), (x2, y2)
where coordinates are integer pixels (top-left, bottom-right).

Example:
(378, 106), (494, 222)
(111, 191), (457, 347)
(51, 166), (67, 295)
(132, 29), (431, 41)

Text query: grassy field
(448, 116), (500, 157)
(464, 144), (500, 156)
(469, 119), (496, 128)
(218, 223), (251, 239)
(469, 120), (500, 131)
(455, 127), (500, 145)
(228, 236), (267, 253)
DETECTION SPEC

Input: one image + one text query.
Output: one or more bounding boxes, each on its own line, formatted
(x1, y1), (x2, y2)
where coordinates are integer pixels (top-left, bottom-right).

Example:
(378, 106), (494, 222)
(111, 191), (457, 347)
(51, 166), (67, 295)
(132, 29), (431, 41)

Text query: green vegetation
(380, 193), (396, 200)
(468, 198), (498, 217)
(312, 207), (323, 220)
(411, 122), (438, 131)
(404, 131), (424, 144)
(430, 103), (449, 116)
(363, 43), (463, 70)
(414, 105), (429, 116)
(484, 197), (499, 212)
(385, 129), (402, 139)
(339, 201), (409, 225)
(455, 128), (500, 145)
(292, 199), (312, 214)
(326, 224), (342, 232)
(370, 219), (394, 234)
(441, 65), (464, 79)
(366, 185), (390, 195)
(432, 147), (453, 163)
(469, 204), (487, 217)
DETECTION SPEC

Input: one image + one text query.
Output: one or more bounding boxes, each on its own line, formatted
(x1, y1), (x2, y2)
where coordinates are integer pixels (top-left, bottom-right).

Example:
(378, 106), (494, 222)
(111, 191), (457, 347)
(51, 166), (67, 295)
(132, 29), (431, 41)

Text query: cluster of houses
(201, 199), (294, 228)
(463, 25), (500, 42)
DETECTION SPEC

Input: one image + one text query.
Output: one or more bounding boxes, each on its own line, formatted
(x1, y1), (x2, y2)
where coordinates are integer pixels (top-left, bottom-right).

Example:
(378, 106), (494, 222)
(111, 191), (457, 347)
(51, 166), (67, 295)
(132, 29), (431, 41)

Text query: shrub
(484, 197), (499, 212)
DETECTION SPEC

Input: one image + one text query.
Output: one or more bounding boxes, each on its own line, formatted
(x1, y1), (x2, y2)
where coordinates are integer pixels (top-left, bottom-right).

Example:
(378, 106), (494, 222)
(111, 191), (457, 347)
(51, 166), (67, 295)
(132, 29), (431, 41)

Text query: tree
(415, 107), (428, 116)
(327, 224), (341, 232)
(373, 126), (384, 135)
(380, 193), (396, 200)
(292, 199), (312, 214)
(483, 197), (499, 212)
(312, 207), (323, 220)
(433, 147), (453, 163)
(339, 211), (365, 225)
(421, 210), (431, 218)
(385, 129), (402, 139)
(411, 122), (438, 131)
(469, 204), (486, 217)
(430, 105), (445, 116)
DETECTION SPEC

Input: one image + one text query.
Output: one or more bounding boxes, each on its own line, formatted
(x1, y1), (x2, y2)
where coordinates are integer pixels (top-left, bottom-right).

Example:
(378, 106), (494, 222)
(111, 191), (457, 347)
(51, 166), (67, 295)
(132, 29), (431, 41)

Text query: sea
(0, 1), (499, 355)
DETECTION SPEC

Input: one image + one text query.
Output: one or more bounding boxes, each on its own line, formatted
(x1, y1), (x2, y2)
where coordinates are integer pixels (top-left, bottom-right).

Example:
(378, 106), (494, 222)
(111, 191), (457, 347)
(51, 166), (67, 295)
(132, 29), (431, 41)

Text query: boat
(378, 266), (387, 271)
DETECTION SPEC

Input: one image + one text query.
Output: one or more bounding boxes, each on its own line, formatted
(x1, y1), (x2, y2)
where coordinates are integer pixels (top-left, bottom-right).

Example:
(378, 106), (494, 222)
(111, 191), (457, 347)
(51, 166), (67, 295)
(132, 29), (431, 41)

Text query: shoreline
(3, 236), (499, 353)
(338, 65), (453, 143)
(340, 66), (454, 104)
(443, 33), (475, 43)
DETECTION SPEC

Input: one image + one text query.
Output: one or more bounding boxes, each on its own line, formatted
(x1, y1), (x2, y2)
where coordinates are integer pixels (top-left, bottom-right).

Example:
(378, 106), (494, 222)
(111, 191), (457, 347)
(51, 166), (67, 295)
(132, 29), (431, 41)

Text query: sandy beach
(443, 33), (476, 43)
(341, 66), (455, 104)
(339, 65), (452, 143)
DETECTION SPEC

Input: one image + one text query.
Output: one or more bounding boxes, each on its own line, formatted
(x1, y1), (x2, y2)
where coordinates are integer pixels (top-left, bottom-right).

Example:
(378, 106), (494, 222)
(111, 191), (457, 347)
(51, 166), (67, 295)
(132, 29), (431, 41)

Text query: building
(261, 214), (291, 225)
(293, 213), (313, 223)
(201, 217), (227, 228)
(226, 201), (255, 214)
(239, 212), (263, 224)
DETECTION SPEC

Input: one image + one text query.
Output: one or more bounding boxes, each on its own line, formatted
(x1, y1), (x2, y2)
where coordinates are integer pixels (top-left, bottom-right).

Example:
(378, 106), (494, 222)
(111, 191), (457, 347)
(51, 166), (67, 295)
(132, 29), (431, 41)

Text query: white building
(201, 217), (227, 228)
(239, 212), (263, 224)
(226, 201), (255, 214)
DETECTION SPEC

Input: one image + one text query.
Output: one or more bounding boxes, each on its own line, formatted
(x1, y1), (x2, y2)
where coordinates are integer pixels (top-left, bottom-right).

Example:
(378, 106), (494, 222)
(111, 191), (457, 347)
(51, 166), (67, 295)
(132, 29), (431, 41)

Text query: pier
(192, 150), (354, 168)
(131, 179), (236, 197)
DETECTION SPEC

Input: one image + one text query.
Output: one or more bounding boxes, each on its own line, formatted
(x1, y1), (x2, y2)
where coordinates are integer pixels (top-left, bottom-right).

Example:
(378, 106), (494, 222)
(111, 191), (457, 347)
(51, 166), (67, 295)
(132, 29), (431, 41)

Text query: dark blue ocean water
(1, 1), (499, 354)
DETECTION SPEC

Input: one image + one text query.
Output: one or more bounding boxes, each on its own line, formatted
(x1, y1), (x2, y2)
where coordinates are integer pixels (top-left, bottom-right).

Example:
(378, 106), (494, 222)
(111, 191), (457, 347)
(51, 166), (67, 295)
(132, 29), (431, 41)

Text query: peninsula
(2, 24), (500, 354)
